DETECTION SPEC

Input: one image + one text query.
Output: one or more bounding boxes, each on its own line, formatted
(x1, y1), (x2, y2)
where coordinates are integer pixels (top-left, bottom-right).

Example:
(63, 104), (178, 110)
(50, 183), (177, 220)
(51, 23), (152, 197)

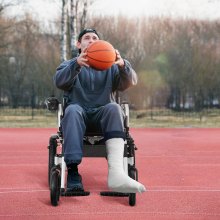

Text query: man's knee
(101, 103), (125, 138)
(104, 103), (123, 117)
(64, 104), (84, 118)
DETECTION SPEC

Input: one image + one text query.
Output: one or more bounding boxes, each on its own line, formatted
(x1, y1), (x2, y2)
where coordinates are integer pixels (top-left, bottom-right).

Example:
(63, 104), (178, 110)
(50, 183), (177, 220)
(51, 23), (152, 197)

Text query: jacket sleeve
(113, 59), (138, 92)
(53, 58), (81, 91)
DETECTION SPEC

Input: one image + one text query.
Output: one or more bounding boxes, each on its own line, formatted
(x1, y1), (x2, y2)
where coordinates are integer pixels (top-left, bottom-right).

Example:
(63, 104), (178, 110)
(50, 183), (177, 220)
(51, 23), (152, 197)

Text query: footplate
(100, 191), (129, 197)
(61, 190), (90, 196)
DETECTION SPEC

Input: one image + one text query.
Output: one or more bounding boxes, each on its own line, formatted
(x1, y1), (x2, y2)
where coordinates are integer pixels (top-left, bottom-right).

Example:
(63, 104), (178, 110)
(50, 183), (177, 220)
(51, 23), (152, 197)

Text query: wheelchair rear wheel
(129, 167), (137, 206)
(50, 167), (61, 206)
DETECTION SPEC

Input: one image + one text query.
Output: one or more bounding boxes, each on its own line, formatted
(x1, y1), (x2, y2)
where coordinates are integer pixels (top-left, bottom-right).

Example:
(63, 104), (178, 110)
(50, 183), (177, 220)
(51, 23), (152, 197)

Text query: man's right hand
(76, 48), (89, 67)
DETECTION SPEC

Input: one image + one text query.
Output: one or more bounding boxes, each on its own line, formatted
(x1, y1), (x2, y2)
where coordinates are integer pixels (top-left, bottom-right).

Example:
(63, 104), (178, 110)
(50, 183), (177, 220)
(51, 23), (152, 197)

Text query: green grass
(1, 107), (220, 128)
(0, 108), (57, 128)
(129, 108), (220, 128)
(130, 115), (220, 128)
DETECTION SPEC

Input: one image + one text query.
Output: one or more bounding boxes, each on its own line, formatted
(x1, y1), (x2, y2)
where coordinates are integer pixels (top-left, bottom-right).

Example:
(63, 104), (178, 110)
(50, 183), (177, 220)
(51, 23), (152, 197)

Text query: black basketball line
(87, 49), (115, 53)
(87, 54), (115, 63)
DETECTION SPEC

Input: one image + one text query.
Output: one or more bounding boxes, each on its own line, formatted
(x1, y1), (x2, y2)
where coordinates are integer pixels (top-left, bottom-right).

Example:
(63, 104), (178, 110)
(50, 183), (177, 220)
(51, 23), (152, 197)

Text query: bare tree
(79, 0), (88, 30)
(60, 0), (68, 61)
(70, 0), (78, 57)
(60, 0), (91, 60)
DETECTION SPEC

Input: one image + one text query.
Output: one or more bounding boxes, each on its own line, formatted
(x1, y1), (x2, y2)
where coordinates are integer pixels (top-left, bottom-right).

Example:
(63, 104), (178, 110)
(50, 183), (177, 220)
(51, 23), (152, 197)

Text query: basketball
(86, 40), (116, 70)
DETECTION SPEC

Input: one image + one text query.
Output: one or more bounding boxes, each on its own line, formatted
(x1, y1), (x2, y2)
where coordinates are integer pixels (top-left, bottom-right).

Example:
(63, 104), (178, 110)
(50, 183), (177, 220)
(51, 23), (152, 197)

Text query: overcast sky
(91, 0), (220, 19)
(6, 0), (220, 23)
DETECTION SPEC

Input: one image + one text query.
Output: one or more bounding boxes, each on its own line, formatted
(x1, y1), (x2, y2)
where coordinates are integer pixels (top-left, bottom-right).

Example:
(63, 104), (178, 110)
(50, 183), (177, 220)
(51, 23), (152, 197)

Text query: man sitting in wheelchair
(53, 28), (146, 194)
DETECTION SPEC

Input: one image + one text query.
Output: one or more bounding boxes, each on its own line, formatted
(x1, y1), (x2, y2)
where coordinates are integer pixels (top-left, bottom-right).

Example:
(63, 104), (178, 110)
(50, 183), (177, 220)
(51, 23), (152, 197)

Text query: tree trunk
(70, 0), (78, 58)
(80, 0), (88, 30)
(60, 0), (68, 62)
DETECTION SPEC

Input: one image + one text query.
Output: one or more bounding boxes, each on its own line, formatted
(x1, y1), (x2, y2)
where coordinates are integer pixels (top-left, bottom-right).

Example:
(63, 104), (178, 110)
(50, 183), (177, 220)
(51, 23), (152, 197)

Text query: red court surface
(0, 128), (220, 220)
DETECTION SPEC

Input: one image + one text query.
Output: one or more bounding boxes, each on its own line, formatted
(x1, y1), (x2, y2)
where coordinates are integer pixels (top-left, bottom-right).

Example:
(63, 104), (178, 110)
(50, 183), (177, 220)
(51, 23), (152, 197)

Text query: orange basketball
(86, 40), (116, 70)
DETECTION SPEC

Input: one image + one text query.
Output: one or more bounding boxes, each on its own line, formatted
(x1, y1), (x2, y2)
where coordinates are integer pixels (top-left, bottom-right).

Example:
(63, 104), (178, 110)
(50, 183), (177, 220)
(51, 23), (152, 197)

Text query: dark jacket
(54, 58), (137, 108)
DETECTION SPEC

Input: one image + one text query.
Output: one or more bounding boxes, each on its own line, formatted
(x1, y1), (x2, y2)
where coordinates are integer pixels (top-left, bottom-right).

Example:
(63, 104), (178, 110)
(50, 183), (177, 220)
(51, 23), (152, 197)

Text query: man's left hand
(115, 50), (125, 68)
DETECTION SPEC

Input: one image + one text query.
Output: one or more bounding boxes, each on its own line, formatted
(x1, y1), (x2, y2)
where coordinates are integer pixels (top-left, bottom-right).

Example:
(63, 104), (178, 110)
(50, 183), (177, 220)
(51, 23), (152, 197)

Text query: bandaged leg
(106, 138), (146, 193)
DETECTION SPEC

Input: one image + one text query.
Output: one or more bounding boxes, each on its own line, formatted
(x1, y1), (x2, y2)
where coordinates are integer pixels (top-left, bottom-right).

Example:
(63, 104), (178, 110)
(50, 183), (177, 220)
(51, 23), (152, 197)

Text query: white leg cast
(106, 138), (146, 193)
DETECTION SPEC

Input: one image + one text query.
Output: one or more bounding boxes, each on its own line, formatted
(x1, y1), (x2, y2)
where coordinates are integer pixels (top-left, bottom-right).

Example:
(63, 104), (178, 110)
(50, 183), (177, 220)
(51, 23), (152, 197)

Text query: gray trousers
(61, 103), (125, 165)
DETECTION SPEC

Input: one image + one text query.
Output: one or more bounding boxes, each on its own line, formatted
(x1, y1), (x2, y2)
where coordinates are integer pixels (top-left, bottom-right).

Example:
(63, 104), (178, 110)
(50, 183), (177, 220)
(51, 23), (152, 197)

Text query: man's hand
(77, 48), (90, 67)
(115, 49), (125, 68)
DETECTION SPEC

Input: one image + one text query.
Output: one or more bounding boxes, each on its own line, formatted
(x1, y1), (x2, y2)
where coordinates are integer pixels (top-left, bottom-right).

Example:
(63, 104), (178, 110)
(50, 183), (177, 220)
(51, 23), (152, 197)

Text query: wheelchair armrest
(45, 97), (60, 111)
(121, 102), (130, 128)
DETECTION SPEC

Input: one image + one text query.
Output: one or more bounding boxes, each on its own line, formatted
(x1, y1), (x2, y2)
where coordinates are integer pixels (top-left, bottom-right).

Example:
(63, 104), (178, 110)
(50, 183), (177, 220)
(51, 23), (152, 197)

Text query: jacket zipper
(90, 69), (94, 91)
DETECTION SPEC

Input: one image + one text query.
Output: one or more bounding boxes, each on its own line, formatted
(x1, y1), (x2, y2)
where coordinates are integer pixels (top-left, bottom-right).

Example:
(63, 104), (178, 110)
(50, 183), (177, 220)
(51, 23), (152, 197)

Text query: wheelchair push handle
(45, 97), (60, 111)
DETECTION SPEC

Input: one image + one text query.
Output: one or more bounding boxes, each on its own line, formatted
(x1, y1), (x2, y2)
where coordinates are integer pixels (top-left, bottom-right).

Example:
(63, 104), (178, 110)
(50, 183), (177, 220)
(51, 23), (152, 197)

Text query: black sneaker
(66, 171), (84, 192)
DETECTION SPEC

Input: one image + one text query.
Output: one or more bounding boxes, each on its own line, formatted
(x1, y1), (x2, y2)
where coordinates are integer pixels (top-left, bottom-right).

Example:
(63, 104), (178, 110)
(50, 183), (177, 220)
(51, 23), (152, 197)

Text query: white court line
(149, 189), (220, 192)
(0, 151), (46, 153)
(0, 189), (48, 194)
(190, 150), (220, 152)
(138, 155), (220, 158)
(0, 164), (47, 166)
(0, 211), (220, 218)
(1, 188), (220, 194)
(183, 164), (220, 166)
(150, 186), (220, 190)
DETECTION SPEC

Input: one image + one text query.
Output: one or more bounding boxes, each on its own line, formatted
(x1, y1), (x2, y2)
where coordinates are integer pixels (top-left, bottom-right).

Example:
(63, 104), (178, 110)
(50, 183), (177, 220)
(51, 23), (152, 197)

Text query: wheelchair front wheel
(50, 168), (61, 206)
(129, 168), (137, 206)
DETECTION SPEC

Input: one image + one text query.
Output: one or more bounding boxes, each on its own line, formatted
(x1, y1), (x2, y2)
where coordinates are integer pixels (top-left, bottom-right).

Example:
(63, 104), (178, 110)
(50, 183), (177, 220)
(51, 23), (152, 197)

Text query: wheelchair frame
(46, 96), (138, 206)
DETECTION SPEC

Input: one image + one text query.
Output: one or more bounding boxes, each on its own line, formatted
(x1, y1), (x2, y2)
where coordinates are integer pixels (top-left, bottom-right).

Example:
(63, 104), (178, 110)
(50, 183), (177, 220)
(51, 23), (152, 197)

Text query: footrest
(62, 190), (90, 196)
(100, 191), (129, 197)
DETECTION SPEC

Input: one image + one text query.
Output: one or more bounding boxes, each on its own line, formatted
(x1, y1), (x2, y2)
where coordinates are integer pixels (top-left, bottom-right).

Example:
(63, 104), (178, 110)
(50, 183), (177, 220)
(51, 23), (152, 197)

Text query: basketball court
(0, 128), (220, 219)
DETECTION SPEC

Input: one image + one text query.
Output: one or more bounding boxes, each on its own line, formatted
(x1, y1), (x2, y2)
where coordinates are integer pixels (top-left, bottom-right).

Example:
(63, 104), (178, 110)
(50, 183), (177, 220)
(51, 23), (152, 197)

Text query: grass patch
(130, 115), (220, 128)
(0, 108), (57, 128)
(1, 107), (220, 128)
(0, 115), (57, 128)
(130, 109), (220, 127)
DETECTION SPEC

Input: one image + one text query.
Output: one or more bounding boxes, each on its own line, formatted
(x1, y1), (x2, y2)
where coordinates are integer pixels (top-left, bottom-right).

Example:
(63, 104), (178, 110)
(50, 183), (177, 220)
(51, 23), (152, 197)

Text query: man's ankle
(67, 163), (78, 174)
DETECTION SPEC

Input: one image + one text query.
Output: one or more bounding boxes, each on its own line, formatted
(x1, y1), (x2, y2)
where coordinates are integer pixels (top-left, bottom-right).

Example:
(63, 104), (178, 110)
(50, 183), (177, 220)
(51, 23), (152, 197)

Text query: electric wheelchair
(46, 95), (139, 206)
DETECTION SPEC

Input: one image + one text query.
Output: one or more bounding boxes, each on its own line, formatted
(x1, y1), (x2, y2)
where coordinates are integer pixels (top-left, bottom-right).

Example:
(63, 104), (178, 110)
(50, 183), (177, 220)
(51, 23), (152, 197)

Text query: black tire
(50, 169), (61, 206)
(129, 168), (137, 206)
(49, 166), (57, 190)
(48, 136), (57, 186)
